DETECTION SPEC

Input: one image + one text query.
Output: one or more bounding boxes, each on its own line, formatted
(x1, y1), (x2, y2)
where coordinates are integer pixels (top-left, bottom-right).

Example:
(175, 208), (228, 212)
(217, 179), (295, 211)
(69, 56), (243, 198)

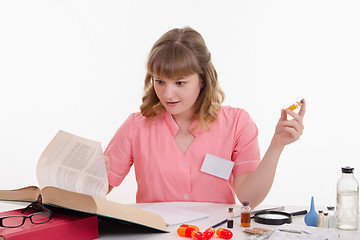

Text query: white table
(1, 201), (359, 239)
(98, 202), (359, 239)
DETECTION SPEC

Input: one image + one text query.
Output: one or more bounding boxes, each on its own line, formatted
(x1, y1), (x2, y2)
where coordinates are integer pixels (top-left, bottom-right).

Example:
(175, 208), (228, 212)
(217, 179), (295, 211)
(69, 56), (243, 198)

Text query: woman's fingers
(286, 105), (305, 129)
(280, 108), (287, 121)
(298, 98), (306, 118)
(104, 156), (110, 173)
(274, 99), (306, 147)
(285, 111), (304, 130)
(285, 98), (306, 121)
(283, 126), (301, 141)
(279, 119), (303, 135)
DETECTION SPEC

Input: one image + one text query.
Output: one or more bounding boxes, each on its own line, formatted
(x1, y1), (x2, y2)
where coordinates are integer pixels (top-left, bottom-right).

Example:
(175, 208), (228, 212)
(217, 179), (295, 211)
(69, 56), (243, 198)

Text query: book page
(0, 186), (41, 203)
(36, 130), (108, 198)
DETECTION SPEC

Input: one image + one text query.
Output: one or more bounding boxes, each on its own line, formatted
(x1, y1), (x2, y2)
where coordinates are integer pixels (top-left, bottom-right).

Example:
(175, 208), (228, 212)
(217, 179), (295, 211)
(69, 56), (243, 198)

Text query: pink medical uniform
(104, 106), (261, 204)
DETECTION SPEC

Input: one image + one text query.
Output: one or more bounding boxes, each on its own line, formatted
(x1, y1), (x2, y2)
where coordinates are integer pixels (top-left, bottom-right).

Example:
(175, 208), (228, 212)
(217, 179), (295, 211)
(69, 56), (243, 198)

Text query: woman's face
(153, 73), (202, 120)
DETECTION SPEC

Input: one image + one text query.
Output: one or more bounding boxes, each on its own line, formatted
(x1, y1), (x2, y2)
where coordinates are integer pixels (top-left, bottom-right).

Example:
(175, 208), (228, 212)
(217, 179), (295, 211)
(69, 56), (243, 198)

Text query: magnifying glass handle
(290, 210), (308, 216)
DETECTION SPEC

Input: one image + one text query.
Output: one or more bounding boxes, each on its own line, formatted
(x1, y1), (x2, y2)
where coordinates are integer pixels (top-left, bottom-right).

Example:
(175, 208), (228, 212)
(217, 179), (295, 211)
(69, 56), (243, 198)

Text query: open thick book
(0, 130), (167, 232)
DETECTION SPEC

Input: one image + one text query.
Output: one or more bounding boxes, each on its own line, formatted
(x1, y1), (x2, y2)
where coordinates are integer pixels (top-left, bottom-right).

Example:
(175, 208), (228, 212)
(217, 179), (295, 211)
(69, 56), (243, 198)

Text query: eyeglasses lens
(2, 216), (25, 228)
(31, 212), (51, 224)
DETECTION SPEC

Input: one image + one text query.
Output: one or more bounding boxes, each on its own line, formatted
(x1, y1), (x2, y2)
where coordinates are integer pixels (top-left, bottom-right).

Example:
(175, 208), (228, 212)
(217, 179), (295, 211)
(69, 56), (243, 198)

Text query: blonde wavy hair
(140, 27), (225, 131)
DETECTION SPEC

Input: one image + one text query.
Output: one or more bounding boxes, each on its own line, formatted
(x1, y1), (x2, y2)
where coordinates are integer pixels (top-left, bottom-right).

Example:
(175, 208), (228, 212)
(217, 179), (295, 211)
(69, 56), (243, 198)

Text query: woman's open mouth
(166, 101), (180, 106)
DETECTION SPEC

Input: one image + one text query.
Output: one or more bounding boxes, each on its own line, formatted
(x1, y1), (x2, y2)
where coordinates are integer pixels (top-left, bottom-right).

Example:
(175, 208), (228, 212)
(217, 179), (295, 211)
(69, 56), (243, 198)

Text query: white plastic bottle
(336, 166), (359, 230)
(323, 212), (329, 228)
(327, 206), (336, 229)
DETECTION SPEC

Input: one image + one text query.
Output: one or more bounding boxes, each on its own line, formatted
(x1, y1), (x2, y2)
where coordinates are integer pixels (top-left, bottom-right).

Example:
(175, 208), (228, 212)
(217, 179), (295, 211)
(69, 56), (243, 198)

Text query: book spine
(0, 215), (98, 240)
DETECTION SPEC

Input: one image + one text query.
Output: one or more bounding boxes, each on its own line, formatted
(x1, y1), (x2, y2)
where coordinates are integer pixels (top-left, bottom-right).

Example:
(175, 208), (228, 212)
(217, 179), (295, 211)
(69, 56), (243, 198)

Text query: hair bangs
(148, 43), (202, 80)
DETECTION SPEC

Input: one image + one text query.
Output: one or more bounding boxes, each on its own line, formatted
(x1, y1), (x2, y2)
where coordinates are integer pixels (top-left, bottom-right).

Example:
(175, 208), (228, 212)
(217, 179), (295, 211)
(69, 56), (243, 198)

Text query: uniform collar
(164, 111), (202, 137)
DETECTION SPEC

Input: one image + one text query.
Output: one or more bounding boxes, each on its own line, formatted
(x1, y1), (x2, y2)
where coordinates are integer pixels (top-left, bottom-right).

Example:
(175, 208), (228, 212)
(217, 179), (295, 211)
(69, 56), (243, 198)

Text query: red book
(0, 208), (98, 240)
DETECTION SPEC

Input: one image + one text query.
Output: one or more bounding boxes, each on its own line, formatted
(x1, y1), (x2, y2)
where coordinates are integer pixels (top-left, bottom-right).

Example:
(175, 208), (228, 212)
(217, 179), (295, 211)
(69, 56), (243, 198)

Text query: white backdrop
(1, 0), (359, 208)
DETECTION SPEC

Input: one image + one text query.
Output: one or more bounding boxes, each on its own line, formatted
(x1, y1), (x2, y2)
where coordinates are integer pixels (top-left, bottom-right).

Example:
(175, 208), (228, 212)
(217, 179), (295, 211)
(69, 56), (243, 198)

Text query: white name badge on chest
(200, 154), (234, 180)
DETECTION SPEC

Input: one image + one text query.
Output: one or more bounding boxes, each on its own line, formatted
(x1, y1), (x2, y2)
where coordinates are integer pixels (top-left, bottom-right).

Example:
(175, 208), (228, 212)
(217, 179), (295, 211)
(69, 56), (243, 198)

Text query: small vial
(227, 207), (234, 228)
(327, 206), (336, 229)
(286, 99), (304, 111)
(241, 201), (251, 228)
(317, 210), (324, 227)
(216, 228), (233, 239)
(323, 212), (329, 228)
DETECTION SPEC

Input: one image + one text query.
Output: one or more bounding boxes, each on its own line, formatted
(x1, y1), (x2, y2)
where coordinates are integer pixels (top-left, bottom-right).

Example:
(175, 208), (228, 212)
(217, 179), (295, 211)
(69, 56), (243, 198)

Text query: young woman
(104, 27), (305, 208)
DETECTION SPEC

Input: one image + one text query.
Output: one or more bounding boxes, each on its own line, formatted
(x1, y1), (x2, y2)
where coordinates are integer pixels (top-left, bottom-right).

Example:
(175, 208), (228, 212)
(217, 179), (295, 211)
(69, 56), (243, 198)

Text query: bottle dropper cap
(242, 201), (249, 206)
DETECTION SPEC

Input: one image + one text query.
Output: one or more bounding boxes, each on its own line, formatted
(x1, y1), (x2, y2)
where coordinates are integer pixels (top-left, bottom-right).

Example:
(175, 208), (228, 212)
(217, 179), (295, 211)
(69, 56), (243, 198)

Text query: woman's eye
(176, 81), (185, 86)
(155, 80), (165, 85)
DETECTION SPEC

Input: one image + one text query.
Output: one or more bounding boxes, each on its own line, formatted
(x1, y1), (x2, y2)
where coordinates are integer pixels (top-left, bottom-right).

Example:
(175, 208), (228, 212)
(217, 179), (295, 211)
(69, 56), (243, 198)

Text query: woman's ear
(200, 77), (205, 88)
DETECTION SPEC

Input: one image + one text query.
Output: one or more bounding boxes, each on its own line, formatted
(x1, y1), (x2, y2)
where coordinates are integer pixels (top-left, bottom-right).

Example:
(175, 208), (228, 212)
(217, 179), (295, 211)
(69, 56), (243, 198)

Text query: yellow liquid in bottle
(286, 100), (304, 111)
(241, 212), (251, 227)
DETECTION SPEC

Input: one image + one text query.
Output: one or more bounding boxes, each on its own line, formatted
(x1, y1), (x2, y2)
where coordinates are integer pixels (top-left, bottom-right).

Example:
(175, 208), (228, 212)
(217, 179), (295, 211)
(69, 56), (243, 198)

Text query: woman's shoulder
(115, 112), (150, 136)
(219, 105), (251, 119)
(124, 111), (167, 127)
(124, 111), (149, 124)
(128, 111), (146, 119)
(218, 106), (257, 131)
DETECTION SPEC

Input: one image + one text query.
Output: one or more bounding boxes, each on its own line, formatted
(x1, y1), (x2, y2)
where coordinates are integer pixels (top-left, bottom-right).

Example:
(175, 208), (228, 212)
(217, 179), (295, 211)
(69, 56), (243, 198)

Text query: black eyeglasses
(0, 202), (52, 228)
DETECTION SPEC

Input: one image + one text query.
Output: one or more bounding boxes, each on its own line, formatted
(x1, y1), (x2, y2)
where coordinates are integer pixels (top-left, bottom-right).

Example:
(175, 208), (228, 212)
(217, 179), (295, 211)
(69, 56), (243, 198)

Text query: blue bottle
(304, 196), (318, 226)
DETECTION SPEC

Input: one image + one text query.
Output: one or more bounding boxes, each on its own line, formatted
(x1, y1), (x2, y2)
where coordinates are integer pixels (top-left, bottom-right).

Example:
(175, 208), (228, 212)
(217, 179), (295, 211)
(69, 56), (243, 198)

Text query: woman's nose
(163, 85), (175, 98)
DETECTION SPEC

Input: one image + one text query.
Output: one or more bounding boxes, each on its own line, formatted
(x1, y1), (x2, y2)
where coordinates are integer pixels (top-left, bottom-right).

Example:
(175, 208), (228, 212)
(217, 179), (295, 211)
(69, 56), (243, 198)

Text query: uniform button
(184, 194), (189, 200)
(182, 161), (188, 166)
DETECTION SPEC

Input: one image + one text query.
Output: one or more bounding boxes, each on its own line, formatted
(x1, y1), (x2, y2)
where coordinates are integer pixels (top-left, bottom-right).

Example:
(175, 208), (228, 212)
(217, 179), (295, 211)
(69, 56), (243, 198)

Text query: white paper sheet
(141, 205), (209, 226)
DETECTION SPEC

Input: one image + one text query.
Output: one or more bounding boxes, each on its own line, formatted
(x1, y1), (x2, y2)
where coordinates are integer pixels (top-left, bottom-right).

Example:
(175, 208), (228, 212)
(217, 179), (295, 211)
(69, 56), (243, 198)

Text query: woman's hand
(104, 156), (114, 194)
(105, 156), (110, 173)
(271, 99), (306, 149)
(235, 99), (306, 207)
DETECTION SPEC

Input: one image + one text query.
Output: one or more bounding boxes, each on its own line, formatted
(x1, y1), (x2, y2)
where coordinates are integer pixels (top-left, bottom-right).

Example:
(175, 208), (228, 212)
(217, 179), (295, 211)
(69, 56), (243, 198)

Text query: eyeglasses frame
(0, 202), (52, 228)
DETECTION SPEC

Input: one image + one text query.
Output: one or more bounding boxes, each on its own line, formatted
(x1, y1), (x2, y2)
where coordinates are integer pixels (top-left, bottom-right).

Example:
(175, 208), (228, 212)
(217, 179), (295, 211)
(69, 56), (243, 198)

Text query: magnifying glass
(254, 210), (308, 225)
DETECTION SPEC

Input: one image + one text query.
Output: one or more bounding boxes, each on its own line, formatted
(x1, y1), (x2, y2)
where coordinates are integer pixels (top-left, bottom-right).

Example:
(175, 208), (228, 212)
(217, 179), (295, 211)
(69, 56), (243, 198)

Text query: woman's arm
(234, 99), (306, 208)
(104, 156), (115, 194)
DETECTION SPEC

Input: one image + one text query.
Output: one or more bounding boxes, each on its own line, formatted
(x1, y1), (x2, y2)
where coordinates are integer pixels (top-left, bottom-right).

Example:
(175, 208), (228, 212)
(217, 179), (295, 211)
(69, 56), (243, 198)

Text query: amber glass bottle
(241, 202), (251, 228)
